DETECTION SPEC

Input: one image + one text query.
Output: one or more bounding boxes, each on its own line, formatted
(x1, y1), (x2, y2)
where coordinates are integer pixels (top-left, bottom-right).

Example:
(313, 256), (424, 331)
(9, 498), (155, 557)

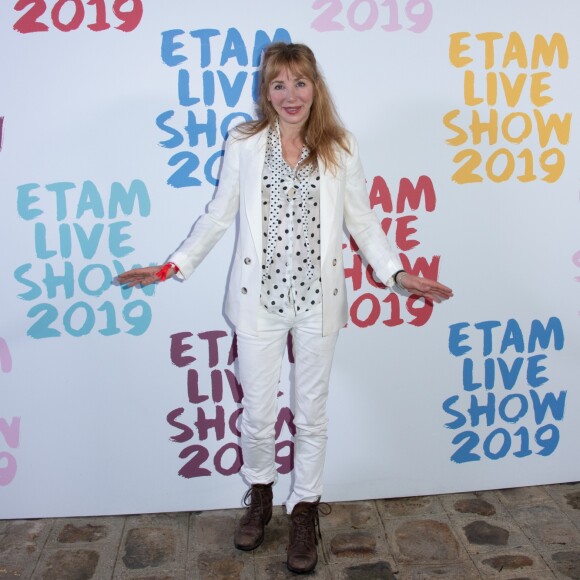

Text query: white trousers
(236, 303), (339, 514)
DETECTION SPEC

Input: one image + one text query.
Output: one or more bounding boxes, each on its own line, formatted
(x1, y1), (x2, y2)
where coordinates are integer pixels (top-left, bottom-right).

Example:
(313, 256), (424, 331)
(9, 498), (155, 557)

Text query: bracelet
(394, 270), (407, 290)
(156, 262), (180, 281)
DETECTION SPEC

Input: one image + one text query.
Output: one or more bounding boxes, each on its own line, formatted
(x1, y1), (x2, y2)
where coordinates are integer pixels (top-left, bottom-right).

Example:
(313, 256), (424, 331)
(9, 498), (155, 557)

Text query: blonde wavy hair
(237, 42), (350, 170)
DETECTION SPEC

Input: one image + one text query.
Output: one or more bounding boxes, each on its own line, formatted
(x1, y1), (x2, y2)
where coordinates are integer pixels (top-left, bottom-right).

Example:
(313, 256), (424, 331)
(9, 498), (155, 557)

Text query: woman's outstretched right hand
(117, 265), (176, 288)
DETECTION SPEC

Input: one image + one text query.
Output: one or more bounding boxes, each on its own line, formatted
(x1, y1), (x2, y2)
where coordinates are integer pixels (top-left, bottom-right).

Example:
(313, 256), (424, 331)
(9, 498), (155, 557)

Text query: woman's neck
(278, 118), (303, 142)
(278, 121), (304, 167)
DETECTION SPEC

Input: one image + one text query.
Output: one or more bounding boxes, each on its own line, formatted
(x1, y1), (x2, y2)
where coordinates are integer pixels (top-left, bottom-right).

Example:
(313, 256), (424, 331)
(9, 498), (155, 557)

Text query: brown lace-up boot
(287, 500), (330, 574)
(233, 483), (273, 551)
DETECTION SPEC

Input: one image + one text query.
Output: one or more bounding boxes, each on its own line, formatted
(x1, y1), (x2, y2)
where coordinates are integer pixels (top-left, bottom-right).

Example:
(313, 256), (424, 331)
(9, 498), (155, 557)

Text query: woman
(118, 42), (453, 574)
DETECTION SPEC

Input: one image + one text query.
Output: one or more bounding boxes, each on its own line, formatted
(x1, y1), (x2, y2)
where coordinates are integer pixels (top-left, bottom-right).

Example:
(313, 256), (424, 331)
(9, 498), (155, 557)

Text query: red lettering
(275, 440), (294, 474)
(195, 405), (225, 441)
(369, 175), (393, 212)
(400, 254), (441, 280)
(396, 215), (419, 251)
(170, 331), (196, 367)
(198, 330), (228, 367)
(396, 175), (436, 213)
(275, 407), (296, 438)
(167, 408), (194, 443)
(350, 293), (381, 327)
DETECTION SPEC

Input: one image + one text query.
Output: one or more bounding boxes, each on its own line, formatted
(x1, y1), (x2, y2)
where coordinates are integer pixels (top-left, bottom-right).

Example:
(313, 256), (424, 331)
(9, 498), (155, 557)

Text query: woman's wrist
(156, 262), (180, 281)
(394, 269), (408, 290)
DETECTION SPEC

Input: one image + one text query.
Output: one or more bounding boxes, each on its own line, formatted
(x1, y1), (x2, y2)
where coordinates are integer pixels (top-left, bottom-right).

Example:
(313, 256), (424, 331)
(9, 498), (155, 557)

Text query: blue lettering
(462, 358), (482, 391)
(218, 71), (248, 107)
(497, 357), (523, 389)
(177, 69), (201, 106)
(109, 180), (150, 218)
(46, 182), (76, 221)
(186, 109), (217, 147)
(108, 222), (133, 258)
(59, 223), (72, 258)
(16, 183), (42, 220)
(500, 318), (525, 353)
(78, 264), (112, 297)
(442, 395), (466, 429)
(189, 29), (220, 68)
(74, 223), (104, 259)
(527, 354), (548, 387)
(77, 181), (105, 219)
(528, 317), (564, 352)
(474, 320), (501, 356)
(160, 29), (186, 66)
(220, 28), (247, 66)
(468, 393), (495, 427)
(498, 393), (528, 423)
(157, 110), (184, 148)
(201, 70), (215, 106)
(530, 389), (567, 424)
(43, 262), (75, 299)
(449, 322), (471, 356)
(14, 264), (42, 300)
(34, 223), (57, 259)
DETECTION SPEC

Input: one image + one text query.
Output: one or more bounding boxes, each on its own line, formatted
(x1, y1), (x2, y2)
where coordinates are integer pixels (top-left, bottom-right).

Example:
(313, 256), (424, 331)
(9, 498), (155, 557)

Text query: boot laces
(292, 503), (331, 546)
(242, 486), (269, 523)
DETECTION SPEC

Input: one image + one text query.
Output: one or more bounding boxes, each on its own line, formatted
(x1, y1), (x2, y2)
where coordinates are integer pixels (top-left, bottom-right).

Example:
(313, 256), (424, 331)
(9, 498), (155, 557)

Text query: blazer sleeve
(342, 134), (403, 286)
(167, 131), (243, 279)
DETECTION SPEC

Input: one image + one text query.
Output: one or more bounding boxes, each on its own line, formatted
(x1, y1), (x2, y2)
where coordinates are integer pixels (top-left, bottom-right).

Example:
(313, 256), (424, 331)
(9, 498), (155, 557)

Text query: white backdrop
(1, 0), (579, 518)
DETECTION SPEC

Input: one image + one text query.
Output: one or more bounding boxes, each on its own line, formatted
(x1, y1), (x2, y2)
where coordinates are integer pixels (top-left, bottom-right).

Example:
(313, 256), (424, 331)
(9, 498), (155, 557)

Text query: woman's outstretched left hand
(399, 273), (453, 303)
(117, 265), (176, 288)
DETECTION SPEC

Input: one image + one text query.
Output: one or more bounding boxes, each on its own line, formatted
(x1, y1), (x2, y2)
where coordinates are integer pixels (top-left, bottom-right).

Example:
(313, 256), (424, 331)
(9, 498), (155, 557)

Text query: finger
(418, 286), (450, 302)
(430, 289), (452, 301)
(117, 274), (142, 284)
(426, 282), (453, 296)
(435, 284), (453, 296)
(424, 293), (442, 303)
(118, 272), (144, 282)
(119, 275), (156, 287)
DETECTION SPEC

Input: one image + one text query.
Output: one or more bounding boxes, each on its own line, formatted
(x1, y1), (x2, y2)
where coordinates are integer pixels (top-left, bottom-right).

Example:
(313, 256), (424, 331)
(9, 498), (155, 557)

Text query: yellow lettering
(499, 72), (527, 107)
(530, 72), (553, 106)
(443, 110), (468, 145)
(486, 72), (498, 106)
(452, 149), (483, 184)
(463, 70), (483, 105)
(470, 109), (498, 145)
(501, 112), (532, 144)
(502, 32), (527, 68)
(475, 32), (503, 69)
(449, 32), (472, 67)
(532, 33), (569, 69)
(533, 110), (572, 147)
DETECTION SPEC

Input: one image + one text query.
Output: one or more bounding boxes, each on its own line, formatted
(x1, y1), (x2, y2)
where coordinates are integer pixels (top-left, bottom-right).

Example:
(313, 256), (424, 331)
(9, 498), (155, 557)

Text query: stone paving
(1, 483), (580, 579)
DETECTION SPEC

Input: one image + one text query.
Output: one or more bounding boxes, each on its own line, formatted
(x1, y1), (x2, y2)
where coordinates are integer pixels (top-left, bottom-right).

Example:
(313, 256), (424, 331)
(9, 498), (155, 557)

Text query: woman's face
(267, 66), (314, 131)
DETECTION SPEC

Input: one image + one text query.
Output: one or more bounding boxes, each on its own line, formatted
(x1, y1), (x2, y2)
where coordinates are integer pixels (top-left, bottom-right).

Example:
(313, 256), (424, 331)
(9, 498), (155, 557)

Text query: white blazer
(170, 127), (403, 336)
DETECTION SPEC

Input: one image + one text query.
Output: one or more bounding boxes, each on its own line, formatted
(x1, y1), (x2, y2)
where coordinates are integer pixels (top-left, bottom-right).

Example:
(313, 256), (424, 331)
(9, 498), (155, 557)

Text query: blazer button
(244, 257), (251, 265)
(241, 287), (247, 294)
(332, 258), (337, 266)
(333, 288), (338, 296)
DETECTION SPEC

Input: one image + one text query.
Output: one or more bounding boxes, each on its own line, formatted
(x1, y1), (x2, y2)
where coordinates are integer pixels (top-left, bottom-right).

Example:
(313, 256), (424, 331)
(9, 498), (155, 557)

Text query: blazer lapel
(319, 159), (340, 266)
(240, 129), (268, 256)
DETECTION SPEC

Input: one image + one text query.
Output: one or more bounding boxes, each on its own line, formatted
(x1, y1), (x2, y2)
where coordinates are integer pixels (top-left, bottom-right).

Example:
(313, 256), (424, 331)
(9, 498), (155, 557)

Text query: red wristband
(156, 262), (179, 281)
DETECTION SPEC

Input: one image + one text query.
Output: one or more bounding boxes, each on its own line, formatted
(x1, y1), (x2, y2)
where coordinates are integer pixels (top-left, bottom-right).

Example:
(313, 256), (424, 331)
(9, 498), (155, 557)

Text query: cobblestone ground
(1, 483), (580, 579)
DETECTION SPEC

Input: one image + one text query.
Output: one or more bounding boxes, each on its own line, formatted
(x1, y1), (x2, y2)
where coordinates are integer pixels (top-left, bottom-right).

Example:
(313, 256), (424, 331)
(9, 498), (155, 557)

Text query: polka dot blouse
(260, 121), (322, 315)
